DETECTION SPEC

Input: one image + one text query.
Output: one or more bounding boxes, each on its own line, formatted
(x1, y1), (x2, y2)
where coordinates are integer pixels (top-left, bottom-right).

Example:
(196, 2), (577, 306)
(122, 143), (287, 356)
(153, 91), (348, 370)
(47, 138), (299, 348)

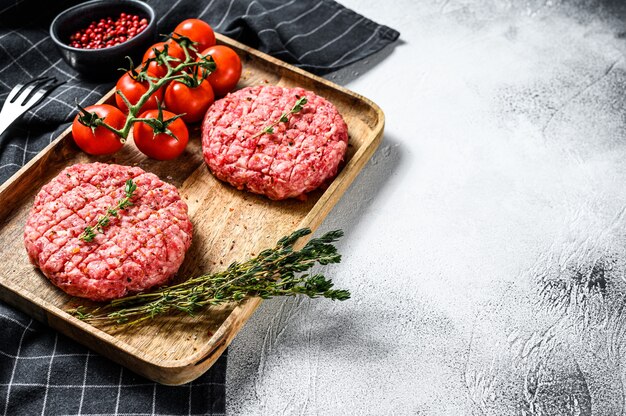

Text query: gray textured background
(226, 0), (626, 414)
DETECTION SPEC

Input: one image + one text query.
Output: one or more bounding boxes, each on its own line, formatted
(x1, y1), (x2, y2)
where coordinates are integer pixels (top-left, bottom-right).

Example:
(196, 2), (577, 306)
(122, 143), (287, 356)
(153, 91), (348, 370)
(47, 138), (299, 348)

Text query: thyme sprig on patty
(79, 179), (137, 242)
(249, 96), (308, 140)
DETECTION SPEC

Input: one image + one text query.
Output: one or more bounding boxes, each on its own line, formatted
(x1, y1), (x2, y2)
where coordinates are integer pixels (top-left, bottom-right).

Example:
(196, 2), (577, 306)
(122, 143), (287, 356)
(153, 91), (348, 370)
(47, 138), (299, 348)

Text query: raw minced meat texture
(201, 85), (349, 200)
(23, 163), (193, 301)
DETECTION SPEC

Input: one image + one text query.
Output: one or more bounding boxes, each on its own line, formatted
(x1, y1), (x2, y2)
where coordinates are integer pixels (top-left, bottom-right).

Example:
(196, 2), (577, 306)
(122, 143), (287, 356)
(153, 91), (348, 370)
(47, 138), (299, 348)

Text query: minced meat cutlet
(23, 162), (193, 301)
(201, 85), (348, 200)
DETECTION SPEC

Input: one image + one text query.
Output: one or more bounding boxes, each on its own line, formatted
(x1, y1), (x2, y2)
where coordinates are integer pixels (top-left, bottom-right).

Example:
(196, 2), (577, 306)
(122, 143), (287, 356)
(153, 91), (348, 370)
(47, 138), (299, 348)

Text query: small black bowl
(50, 0), (156, 81)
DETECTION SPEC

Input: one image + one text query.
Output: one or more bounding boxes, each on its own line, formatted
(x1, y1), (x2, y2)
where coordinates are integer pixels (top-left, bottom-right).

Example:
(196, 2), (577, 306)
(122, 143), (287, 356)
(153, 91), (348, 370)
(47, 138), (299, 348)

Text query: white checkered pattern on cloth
(0, 302), (227, 415)
(0, 0), (398, 414)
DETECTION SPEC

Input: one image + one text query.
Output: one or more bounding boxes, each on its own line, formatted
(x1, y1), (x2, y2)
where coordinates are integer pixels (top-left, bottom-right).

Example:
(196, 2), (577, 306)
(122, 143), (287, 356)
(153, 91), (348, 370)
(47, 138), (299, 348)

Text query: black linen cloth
(0, 0), (399, 415)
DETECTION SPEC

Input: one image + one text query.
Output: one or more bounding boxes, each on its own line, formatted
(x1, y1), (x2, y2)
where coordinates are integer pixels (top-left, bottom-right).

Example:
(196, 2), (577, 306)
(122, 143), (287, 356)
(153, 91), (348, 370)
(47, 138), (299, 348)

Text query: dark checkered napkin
(155, 0), (400, 74)
(0, 0), (399, 414)
(0, 302), (227, 415)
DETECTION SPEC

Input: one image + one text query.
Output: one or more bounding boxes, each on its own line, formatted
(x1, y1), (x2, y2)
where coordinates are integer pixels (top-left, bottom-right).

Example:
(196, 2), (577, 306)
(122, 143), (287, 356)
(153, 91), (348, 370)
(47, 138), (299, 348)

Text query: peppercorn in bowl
(50, 0), (156, 80)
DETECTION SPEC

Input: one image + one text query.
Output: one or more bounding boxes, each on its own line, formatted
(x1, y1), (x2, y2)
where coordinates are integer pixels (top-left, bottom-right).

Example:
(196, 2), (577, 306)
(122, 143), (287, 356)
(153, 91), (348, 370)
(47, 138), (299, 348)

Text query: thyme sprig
(69, 228), (350, 326)
(249, 96), (308, 140)
(79, 179), (137, 243)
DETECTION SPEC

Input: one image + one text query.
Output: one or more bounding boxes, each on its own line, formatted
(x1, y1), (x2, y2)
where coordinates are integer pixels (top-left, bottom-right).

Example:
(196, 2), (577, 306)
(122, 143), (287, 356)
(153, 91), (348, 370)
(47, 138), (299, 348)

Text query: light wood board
(0, 34), (384, 385)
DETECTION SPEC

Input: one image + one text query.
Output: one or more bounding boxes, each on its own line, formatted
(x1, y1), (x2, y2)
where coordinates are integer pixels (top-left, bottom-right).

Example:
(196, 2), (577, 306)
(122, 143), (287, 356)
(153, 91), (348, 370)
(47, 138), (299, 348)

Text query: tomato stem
(99, 122), (126, 141)
(77, 37), (216, 142)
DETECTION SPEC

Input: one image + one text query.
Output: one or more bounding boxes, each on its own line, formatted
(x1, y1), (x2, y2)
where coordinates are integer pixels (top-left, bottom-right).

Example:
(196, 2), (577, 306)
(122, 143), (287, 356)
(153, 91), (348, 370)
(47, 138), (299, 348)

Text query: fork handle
(0, 113), (21, 140)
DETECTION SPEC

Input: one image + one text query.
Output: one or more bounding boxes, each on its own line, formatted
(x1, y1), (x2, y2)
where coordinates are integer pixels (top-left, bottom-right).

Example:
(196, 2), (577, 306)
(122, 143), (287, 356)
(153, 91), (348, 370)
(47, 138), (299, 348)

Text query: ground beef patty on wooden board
(201, 85), (348, 200)
(23, 163), (193, 301)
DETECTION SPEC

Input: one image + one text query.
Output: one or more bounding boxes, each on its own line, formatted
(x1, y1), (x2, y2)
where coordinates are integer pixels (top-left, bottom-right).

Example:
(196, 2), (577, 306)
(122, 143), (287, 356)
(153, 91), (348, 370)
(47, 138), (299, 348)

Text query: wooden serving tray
(0, 34), (384, 385)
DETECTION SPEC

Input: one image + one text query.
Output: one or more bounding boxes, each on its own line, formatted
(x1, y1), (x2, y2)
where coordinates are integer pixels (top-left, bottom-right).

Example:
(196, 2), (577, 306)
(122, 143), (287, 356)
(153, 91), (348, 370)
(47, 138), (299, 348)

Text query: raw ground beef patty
(23, 163), (193, 301)
(201, 85), (349, 200)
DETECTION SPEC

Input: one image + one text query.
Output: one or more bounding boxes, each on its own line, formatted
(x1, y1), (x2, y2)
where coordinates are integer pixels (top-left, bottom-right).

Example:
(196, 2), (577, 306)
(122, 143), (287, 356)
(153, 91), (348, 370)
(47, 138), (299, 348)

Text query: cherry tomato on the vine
(198, 45), (242, 97)
(173, 19), (216, 53)
(164, 78), (214, 123)
(72, 104), (125, 155)
(133, 109), (189, 160)
(115, 70), (163, 114)
(142, 41), (186, 78)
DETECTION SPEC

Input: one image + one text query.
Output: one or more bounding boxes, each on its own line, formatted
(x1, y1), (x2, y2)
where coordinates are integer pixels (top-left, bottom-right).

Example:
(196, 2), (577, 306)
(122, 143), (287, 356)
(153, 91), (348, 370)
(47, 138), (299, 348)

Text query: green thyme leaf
(69, 228), (351, 326)
(79, 179), (137, 242)
(249, 97), (309, 141)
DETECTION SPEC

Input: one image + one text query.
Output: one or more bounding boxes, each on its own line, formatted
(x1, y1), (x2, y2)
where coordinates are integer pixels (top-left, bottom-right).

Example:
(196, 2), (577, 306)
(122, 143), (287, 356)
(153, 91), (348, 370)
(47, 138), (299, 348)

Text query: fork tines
(7, 76), (63, 107)
(0, 76), (66, 139)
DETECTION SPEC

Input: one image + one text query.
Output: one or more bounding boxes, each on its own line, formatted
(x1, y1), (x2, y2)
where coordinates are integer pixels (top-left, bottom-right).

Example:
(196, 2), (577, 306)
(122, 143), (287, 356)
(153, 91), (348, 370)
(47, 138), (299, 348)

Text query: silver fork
(0, 77), (64, 138)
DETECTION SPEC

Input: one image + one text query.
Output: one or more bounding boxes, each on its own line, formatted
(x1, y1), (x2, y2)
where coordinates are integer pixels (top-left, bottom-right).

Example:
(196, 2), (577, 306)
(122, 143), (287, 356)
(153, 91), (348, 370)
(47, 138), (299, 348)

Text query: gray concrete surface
(227, 1), (626, 414)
